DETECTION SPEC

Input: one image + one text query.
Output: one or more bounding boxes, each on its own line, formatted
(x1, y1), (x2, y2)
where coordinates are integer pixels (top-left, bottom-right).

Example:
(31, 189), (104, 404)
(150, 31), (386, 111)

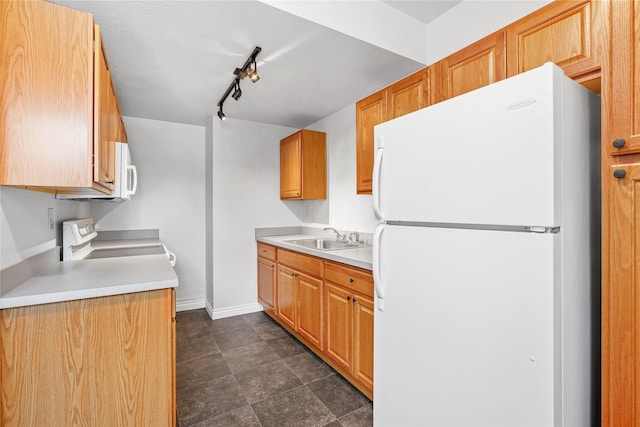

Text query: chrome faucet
(324, 227), (347, 242)
(349, 231), (361, 245)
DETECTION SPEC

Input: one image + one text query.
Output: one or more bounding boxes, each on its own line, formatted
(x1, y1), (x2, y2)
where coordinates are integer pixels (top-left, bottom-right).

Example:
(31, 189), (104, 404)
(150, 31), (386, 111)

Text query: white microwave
(56, 142), (137, 201)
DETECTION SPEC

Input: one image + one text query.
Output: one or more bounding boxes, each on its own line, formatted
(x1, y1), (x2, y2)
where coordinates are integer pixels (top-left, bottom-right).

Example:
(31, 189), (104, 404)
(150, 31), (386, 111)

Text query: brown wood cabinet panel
(325, 261), (374, 298)
(257, 242), (277, 262)
(353, 295), (374, 392)
(277, 248), (323, 279)
(280, 129), (326, 200)
(0, 1), (96, 188)
(296, 272), (323, 349)
(276, 265), (297, 329)
(258, 256), (277, 314)
(605, 0), (640, 156)
(602, 163), (640, 426)
(440, 31), (506, 101)
(387, 68), (430, 120)
(324, 282), (353, 371)
(355, 89), (386, 194)
(94, 26), (115, 191)
(506, 0), (603, 82)
(0, 289), (175, 426)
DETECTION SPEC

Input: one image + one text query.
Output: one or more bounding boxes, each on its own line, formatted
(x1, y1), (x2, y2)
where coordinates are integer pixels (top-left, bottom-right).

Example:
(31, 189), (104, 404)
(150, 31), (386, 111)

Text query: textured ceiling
(53, 1), (460, 128)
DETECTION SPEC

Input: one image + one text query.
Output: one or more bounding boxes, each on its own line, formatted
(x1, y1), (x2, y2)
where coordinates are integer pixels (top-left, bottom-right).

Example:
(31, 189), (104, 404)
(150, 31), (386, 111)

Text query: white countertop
(1, 249), (178, 309)
(257, 233), (372, 270)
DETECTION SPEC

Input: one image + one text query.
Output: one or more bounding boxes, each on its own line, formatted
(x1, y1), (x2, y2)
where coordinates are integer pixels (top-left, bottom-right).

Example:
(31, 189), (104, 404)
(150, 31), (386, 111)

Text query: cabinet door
(297, 272), (323, 349)
(280, 132), (302, 199)
(324, 282), (353, 371)
(603, 163), (640, 426)
(439, 31), (506, 101)
(506, 0), (603, 83)
(94, 27), (115, 191)
(352, 295), (374, 392)
(0, 1), (94, 188)
(258, 257), (277, 314)
(1, 289), (174, 426)
(387, 69), (429, 120)
(356, 90), (386, 194)
(606, 0), (640, 156)
(277, 265), (297, 329)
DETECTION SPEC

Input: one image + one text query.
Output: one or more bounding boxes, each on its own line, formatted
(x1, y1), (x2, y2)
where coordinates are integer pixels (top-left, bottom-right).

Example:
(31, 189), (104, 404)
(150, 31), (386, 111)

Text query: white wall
(1, 187), (89, 268)
(209, 117), (302, 318)
(306, 103), (377, 233)
(90, 116), (206, 310)
(426, 0), (553, 64)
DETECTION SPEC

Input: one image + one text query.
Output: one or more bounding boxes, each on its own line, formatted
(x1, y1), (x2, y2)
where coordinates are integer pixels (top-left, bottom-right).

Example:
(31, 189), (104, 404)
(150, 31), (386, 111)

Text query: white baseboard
(176, 298), (206, 312)
(205, 300), (214, 319)
(210, 302), (263, 320)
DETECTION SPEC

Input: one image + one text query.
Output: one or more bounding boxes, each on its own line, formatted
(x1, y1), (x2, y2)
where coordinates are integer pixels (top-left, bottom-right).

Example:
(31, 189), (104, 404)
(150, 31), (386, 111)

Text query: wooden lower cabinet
(257, 243), (277, 315)
(259, 245), (374, 398)
(276, 263), (323, 348)
(0, 289), (176, 427)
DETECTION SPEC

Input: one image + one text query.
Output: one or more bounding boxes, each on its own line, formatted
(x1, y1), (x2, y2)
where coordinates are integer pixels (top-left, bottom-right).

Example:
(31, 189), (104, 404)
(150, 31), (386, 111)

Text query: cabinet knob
(613, 138), (626, 149)
(349, 277), (354, 283)
(614, 169), (627, 179)
(347, 296), (351, 301)
(353, 298), (357, 303)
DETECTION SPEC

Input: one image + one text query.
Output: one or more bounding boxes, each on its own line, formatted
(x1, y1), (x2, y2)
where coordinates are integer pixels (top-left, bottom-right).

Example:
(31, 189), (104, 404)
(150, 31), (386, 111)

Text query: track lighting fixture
(231, 79), (242, 100)
(217, 46), (261, 120)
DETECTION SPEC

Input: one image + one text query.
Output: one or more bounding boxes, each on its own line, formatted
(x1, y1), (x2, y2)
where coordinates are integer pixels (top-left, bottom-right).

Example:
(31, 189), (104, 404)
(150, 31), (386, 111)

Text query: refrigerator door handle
(373, 223), (385, 310)
(372, 146), (384, 220)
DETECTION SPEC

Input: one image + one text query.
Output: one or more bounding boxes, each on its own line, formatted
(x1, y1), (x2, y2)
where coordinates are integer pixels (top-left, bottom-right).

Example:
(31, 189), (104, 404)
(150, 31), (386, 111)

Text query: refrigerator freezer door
(374, 63), (562, 227)
(374, 225), (558, 426)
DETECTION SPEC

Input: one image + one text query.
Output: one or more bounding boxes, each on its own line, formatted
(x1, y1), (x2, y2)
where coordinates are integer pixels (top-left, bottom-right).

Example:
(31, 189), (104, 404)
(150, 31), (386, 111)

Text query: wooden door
(94, 26), (115, 191)
(603, 162), (640, 426)
(280, 132), (302, 199)
(356, 89), (386, 194)
(386, 69), (429, 120)
(296, 272), (323, 349)
(277, 265), (297, 329)
(0, 1), (94, 188)
(258, 257), (276, 314)
(506, 0), (604, 84)
(325, 282), (353, 371)
(606, 0), (640, 156)
(352, 295), (374, 392)
(1, 289), (174, 426)
(440, 31), (506, 101)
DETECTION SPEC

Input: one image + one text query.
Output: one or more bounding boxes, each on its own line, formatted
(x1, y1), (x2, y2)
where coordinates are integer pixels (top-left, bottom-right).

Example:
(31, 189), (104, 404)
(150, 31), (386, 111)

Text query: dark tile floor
(176, 309), (373, 427)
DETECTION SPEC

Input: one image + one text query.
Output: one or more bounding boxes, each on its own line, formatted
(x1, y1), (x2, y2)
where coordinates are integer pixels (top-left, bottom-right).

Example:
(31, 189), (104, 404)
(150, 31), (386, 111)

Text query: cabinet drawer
(257, 242), (276, 261)
(325, 262), (373, 298)
(277, 249), (323, 278)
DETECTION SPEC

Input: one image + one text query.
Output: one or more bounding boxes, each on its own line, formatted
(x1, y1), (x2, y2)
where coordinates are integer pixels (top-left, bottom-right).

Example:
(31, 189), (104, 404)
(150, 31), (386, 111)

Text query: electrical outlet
(48, 208), (54, 231)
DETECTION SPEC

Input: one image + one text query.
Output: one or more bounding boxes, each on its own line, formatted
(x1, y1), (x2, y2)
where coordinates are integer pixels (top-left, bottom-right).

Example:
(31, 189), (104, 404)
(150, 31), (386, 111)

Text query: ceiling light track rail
(217, 46), (261, 120)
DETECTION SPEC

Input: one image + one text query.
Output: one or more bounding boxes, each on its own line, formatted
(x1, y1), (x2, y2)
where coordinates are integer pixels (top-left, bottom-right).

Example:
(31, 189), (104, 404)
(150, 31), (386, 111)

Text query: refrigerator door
(373, 63), (562, 227)
(374, 225), (558, 426)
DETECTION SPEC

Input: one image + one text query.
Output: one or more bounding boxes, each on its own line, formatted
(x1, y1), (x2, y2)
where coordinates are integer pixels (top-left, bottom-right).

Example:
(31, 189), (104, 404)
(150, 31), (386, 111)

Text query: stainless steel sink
(284, 238), (364, 251)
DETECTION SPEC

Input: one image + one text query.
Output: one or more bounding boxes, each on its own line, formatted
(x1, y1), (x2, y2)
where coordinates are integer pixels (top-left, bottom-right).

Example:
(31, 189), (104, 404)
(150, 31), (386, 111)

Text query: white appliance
(372, 63), (600, 426)
(62, 218), (176, 267)
(56, 142), (137, 201)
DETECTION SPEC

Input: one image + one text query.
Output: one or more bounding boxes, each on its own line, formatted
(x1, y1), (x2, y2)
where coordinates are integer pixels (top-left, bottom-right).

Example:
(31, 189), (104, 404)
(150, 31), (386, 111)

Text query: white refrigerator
(372, 63), (600, 426)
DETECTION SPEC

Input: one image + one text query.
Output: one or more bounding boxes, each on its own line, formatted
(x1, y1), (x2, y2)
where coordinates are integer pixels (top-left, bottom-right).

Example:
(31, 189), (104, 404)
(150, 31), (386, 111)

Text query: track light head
(248, 61), (260, 82)
(217, 105), (226, 120)
(231, 79), (242, 100)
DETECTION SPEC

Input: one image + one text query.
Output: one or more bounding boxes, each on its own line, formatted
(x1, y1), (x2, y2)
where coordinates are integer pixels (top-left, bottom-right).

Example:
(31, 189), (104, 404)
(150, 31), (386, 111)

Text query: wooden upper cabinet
(94, 26), (115, 191)
(605, 0), (640, 156)
(0, 2), (125, 193)
(386, 68), (430, 120)
(439, 31), (506, 101)
(355, 90), (386, 194)
(506, 0), (604, 85)
(280, 129), (326, 200)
